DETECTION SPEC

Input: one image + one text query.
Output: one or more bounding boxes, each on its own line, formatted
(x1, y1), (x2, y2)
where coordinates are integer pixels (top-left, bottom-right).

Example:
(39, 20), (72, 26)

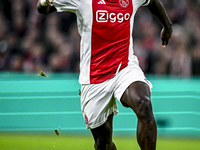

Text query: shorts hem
(86, 110), (118, 129)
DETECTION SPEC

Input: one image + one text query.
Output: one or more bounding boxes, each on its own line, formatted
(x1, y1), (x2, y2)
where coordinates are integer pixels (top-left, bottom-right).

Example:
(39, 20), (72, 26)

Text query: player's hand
(160, 26), (172, 48)
(46, 0), (54, 6)
(39, 0), (54, 6)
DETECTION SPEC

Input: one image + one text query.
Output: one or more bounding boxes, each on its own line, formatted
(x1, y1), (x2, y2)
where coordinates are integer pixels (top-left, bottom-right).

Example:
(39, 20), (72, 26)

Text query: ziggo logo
(96, 10), (131, 23)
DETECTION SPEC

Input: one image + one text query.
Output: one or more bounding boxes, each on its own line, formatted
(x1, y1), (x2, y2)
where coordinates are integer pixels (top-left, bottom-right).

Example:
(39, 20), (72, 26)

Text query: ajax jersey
(53, 0), (150, 84)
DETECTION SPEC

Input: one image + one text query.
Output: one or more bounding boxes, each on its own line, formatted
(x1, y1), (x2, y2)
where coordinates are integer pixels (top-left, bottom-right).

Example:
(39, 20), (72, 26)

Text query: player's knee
(134, 96), (153, 121)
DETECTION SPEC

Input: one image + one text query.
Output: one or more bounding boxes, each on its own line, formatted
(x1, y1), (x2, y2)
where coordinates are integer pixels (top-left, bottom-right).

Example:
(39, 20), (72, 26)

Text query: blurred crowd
(0, 0), (200, 77)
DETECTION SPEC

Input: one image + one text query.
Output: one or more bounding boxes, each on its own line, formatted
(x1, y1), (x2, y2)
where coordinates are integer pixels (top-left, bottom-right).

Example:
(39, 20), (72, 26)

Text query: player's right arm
(146, 0), (172, 47)
(37, 0), (56, 14)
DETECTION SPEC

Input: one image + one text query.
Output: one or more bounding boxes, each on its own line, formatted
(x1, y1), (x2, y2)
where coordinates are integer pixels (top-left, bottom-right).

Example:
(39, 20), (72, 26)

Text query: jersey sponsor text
(96, 10), (131, 23)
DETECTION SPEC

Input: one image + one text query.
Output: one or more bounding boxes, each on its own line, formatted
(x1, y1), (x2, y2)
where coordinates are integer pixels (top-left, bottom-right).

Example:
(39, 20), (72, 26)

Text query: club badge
(119, 0), (129, 8)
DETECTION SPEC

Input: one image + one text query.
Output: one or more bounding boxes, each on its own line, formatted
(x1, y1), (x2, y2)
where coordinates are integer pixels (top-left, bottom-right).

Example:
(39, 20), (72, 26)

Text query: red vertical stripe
(91, 0), (133, 83)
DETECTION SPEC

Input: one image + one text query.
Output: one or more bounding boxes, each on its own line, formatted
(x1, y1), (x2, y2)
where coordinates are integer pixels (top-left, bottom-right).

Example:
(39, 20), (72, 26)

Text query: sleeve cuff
(142, 0), (150, 6)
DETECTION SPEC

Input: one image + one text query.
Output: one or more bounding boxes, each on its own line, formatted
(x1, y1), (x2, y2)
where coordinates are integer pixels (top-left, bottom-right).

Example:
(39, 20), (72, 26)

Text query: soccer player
(37, 0), (172, 149)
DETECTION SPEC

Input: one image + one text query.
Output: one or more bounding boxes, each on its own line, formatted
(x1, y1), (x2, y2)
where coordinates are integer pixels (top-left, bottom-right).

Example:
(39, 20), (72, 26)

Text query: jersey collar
(105, 0), (118, 3)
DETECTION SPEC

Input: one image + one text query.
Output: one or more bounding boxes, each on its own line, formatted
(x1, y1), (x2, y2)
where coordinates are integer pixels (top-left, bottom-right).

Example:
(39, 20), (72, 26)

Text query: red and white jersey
(53, 0), (150, 84)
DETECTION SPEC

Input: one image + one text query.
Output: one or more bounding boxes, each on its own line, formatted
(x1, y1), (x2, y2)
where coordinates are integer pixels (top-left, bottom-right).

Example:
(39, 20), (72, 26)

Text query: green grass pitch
(0, 133), (200, 150)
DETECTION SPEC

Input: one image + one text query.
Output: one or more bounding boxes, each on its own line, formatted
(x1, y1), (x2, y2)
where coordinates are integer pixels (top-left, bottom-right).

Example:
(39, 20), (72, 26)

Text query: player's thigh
(120, 81), (152, 116)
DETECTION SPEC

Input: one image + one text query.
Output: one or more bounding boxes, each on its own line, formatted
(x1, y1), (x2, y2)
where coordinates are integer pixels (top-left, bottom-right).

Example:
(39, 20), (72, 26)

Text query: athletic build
(37, 0), (172, 149)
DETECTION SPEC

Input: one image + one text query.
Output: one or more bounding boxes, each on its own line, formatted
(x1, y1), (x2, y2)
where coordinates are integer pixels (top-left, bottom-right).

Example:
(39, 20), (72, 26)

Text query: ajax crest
(119, 0), (129, 8)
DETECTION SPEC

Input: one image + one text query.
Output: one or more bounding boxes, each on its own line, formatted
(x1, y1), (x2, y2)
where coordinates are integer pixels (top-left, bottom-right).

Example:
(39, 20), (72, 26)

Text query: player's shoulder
(53, 0), (83, 12)
(132, 0), (150, 7)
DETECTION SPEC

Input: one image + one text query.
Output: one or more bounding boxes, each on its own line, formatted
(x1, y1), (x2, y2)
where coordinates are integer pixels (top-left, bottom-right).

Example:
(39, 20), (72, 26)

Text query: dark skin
(121, 82), (156, 150)
(37, 0), (172, 149)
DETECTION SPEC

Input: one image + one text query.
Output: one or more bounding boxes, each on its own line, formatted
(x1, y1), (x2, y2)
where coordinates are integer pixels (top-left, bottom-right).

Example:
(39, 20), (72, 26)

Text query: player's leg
(90, 113), (117, 150)
(120, 81), (157, 150)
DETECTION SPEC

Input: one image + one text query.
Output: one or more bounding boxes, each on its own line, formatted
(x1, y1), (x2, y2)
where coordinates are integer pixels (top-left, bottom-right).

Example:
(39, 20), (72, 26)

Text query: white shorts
(81, 63), (152, 129)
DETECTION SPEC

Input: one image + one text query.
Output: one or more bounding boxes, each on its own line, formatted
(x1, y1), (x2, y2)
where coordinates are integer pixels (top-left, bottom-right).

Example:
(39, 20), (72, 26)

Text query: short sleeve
(142, 0), (150, 6)
(53, 0), (82, 12)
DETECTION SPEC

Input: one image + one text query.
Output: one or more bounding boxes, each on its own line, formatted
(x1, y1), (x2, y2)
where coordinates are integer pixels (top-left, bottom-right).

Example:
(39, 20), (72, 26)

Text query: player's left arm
(146, 0), (172, 47)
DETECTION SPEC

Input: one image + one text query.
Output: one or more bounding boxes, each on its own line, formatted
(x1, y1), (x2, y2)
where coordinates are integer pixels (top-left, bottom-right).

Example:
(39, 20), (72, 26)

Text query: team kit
(51, 0), (151, 129)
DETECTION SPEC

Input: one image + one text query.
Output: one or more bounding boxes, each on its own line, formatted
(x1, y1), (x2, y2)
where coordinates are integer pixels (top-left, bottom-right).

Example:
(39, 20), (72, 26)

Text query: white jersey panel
(128, 0), (149, 66)
(76, 0), (93, 84)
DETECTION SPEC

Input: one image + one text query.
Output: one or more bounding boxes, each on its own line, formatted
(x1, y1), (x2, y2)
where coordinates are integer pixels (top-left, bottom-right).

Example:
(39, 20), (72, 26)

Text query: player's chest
(92, 0), (133, 23)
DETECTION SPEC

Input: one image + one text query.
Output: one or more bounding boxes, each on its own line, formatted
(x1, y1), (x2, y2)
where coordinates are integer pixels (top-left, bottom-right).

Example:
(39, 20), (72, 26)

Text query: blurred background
(0, 0), (200, 76)
(0, 0), (200, 149)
